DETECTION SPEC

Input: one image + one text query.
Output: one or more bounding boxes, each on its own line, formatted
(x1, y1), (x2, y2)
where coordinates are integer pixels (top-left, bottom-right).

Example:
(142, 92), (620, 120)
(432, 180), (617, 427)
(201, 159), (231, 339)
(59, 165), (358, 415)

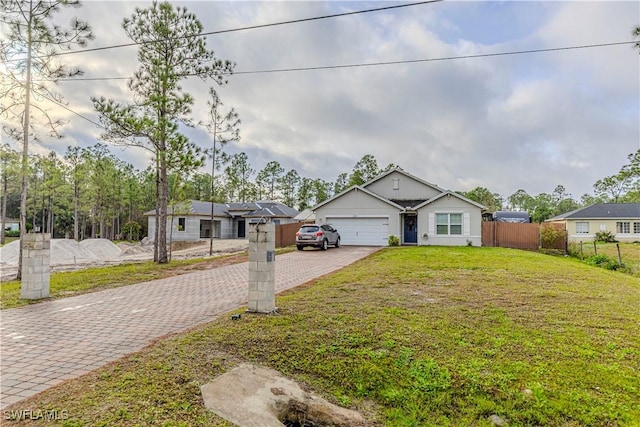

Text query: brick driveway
(0, 246), (379, 409)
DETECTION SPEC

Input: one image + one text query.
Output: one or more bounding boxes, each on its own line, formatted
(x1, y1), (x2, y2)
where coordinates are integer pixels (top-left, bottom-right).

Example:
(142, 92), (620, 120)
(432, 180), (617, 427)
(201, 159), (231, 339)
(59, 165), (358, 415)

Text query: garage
(327, 217), (389, 246)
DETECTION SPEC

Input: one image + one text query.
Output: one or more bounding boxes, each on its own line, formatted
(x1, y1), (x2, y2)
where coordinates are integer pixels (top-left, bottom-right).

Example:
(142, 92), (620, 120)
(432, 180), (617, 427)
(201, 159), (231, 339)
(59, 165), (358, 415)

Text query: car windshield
(300, 226), (319, 233)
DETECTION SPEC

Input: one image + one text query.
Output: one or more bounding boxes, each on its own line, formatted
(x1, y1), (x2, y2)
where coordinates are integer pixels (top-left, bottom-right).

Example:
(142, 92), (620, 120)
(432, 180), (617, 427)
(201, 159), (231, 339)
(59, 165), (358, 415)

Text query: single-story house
(312, 167), (486, 246)
(145, 200), (299, 242)
(546, 203), (640, 243)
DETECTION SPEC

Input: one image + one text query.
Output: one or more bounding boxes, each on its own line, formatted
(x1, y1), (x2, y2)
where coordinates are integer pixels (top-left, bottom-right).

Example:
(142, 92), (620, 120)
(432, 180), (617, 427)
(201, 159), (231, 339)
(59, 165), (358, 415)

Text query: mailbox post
(247, 220), (276, 313)
(20, 233), (51, 299)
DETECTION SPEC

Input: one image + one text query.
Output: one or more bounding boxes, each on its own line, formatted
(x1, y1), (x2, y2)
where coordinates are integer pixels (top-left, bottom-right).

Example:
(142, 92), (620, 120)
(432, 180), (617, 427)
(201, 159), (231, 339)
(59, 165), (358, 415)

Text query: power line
(57, 41), (636, 82)
(45, 0), (444, 59)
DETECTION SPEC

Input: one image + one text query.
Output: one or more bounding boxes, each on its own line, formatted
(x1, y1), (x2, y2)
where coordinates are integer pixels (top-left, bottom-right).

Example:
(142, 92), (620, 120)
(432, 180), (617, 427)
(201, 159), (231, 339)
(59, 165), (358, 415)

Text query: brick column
(20, 233), (51, 300)
(247, 221), (276, 313)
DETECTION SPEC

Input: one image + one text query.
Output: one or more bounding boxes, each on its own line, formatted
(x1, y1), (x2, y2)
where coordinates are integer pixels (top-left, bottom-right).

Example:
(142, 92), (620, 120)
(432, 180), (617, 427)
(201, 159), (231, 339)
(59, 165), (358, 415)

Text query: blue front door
(404, 215), (417, 244)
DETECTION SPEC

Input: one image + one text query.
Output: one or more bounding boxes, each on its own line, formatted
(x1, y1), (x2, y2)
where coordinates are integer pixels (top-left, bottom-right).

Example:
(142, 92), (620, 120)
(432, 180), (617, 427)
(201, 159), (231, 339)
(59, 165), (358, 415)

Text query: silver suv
(295, 224), (340, 251)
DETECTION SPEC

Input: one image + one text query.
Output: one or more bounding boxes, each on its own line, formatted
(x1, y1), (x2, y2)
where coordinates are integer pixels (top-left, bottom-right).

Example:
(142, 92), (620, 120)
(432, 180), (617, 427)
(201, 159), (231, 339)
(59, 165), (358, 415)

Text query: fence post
(616, 243), (622, 267)
(593, 241), (598, 256)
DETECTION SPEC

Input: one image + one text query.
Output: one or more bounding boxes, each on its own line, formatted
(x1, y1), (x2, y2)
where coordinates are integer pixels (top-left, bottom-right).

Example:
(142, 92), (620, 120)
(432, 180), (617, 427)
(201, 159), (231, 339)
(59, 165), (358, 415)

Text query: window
(634, 222), (640, 234)
(436, 213), (463, 235)
(575, 222), (589, 234)
(616, 222), (630, 234)
(178, 217), (186, 231)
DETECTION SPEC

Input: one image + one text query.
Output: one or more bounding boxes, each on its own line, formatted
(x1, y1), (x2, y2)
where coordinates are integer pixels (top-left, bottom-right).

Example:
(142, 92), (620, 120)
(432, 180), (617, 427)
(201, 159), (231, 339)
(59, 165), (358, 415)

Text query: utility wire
(42, 0), (444, 59)
(58, 41), (636, 82)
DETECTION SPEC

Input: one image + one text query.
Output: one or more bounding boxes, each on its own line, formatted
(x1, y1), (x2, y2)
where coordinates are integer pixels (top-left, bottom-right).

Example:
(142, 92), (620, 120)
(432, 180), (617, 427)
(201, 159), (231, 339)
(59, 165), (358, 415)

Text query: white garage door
(328, 217), (389, 246)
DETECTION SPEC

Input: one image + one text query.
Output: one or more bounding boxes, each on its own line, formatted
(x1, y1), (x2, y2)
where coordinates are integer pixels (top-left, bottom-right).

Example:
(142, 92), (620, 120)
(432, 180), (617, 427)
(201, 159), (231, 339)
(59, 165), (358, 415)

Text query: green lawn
(4, 247), (640, 426)
(569, 242), (640, 277)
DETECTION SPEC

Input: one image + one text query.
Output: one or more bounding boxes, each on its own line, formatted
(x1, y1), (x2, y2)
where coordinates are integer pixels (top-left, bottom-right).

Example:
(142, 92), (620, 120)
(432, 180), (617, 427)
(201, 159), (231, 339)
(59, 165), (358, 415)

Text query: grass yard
(569, 242), (640, 277)
(4, 247), (639, 426)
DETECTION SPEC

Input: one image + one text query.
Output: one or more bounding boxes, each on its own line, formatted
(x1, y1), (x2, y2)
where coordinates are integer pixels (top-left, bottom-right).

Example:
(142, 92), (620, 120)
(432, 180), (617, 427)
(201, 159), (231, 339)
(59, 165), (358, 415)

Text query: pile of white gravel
(0, 238), (123, 267)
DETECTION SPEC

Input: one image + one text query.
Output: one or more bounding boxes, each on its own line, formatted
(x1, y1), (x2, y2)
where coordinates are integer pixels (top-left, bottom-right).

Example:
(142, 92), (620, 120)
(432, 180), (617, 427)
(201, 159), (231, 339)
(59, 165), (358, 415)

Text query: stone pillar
(247, 221), (276, 313)
(20, 233), (51, 300)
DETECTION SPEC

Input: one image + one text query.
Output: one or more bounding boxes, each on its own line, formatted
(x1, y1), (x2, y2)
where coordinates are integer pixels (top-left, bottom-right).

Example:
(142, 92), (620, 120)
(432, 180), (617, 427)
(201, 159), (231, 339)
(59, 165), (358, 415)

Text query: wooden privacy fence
(275, 222), (300, 248)
(482, 222), (567, 251)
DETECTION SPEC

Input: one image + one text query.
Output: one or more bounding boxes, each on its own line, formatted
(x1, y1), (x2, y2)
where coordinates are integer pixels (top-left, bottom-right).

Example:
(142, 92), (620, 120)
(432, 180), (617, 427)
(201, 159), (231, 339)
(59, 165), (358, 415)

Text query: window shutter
(463, 212), (470, 236)
(428, 213), (435, 235)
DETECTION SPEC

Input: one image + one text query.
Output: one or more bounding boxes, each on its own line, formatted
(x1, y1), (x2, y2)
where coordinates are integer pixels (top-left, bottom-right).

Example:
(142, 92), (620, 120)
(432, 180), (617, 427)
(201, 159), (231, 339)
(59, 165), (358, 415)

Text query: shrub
(388, 235), (400, 246)
(585, 254), (620, 271)
(540, 225), (567, 249)
(4, 230), (19, 237)
(595, 230), (617, 243)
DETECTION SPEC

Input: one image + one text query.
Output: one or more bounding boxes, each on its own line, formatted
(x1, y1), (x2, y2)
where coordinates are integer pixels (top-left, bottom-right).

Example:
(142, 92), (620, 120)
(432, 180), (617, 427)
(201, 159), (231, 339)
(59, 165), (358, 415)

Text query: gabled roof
(548, 203), (640, 221)
(313, 168), (486, 212)
(313, 185), (405, 211)
(414, 191), (487, 211)
(363, 167), (446, 193)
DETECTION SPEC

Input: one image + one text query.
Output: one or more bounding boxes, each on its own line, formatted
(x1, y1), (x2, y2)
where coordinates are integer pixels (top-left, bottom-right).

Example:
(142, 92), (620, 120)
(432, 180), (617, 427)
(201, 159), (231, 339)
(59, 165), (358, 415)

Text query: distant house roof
(294, 209), (315, 221)
(548, 203), (640, 221)
(144, 200), (298, 219)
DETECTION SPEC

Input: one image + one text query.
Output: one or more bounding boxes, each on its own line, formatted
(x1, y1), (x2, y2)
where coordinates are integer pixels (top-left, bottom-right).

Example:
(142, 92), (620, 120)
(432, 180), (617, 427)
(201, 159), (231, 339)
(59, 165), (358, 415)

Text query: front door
(404, 215), (417, 244)
(237, 219), (246, 238)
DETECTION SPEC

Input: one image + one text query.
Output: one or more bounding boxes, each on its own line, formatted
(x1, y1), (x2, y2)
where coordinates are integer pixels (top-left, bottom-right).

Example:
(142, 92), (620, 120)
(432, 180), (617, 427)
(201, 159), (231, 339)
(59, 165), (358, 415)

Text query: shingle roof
(549, 203), (640, 220)
(144, 200), (298, 218)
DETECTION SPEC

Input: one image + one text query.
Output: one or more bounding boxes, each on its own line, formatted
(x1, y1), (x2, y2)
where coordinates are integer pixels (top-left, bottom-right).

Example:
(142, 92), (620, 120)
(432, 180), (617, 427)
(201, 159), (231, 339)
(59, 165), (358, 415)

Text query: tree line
(2, 145), (638, 243)
(2, 0), (639, 275)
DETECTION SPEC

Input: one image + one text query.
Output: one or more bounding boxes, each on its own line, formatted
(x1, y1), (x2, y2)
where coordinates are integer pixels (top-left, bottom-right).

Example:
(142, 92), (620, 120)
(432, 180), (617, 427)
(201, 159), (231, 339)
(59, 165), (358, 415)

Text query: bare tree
(202, 88), (240, 255)
(0, 0), (92, 279)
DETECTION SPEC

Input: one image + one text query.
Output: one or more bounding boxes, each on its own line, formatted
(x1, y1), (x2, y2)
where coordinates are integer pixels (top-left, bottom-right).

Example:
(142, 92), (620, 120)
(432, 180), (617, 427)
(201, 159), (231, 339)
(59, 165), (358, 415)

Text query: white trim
(463, 212), (470, 237)
(326, 215), (390, 220)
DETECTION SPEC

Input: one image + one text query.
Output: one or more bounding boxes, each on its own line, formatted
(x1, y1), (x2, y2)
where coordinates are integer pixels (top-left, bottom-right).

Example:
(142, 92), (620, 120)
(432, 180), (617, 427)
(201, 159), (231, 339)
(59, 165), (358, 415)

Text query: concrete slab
(201, 363), (367, 427)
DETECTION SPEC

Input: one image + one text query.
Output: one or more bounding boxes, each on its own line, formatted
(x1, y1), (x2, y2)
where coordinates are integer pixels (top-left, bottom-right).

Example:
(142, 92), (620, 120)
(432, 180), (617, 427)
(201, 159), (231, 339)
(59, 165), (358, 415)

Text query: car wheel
(321, 239), (328, 251)
(335, 237), (340, 248)
(297, 245), (304, 251)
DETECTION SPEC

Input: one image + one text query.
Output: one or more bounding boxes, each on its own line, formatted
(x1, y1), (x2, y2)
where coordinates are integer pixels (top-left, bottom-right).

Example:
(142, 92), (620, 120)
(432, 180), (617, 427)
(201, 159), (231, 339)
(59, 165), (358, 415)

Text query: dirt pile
(0, 238), (248, 281)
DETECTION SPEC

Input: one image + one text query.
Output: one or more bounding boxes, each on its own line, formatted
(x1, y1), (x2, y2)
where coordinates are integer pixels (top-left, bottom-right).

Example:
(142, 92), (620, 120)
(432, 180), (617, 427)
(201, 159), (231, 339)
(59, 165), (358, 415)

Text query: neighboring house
(312, 168), (486, 246)
(145, 200), (299, 242)
(294, 209), (316, 223)
(546, 203), (640, 243)
(2, 218), (19, 232)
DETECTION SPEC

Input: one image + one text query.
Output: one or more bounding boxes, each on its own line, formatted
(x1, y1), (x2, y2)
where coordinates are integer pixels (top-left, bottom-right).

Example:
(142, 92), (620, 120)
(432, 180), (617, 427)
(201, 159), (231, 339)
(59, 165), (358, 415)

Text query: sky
(3, 0), (640, 202)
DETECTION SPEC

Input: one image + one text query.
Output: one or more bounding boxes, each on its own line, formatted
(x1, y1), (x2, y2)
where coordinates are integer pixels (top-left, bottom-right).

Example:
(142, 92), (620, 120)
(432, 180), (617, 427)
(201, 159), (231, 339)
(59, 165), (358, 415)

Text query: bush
(4, 230), (19, 237)
(540, 225), (567, 249)
(595, 230), (617, 243)
(388, 235), (400, 246)
(585, 254), (620, 271)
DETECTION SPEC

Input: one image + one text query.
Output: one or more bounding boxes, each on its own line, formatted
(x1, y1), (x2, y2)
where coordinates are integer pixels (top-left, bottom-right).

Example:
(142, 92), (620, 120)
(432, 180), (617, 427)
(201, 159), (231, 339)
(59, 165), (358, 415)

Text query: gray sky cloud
(3, 0), (639, 203)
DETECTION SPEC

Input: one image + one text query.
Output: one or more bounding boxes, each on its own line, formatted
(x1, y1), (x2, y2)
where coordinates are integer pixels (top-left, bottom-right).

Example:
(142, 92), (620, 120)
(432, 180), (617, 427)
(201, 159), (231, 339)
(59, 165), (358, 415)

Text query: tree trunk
(157, 158), (168, 263)
(17, 1), (35, 280)
(1, 171), (7, 245)
(73, 182), (79, 241)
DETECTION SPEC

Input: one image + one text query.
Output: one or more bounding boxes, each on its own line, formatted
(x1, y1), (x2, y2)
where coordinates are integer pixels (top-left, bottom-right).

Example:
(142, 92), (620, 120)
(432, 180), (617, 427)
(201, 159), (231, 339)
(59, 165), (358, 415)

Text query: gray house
(313, 168), (486, 246)
(145, 200), (299, 242)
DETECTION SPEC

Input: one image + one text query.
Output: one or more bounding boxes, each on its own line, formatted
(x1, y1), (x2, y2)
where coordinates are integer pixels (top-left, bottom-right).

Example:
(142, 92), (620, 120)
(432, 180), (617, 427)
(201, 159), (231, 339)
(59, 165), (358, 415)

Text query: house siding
(417, 196), (483, 246)
(315, 189), (401, 238)
(365, 170), (441, 201)
(557, 218), (640, 243)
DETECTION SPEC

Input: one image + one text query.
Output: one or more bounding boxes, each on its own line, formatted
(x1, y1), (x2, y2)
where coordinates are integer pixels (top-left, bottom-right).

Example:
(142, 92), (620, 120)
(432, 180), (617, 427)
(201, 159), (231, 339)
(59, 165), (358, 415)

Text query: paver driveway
(0, 246), (379, 409)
